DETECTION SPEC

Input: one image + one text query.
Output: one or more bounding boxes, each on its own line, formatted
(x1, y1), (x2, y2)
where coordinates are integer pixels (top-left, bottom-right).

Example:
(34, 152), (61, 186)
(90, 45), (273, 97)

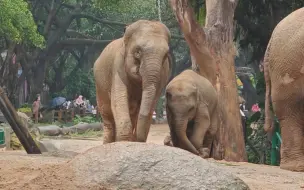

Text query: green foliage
(0, 0), (45, 47)
(246, 122), (271, 164)
(155, 96), (165, 118)
(197, 7), (206, 26)
(19, 103), (31, 109)
(63, 69), (96, 104)
(17, 107), (31, 113)
(255, 72), (266, 109)
(244, 71), (281, 165)
(94, 0), (160, 21)
(235, 0), (304, 62)
(18, 103), (32, 113)
(73, 115), (100, 125)
(68, 129), (103, 138)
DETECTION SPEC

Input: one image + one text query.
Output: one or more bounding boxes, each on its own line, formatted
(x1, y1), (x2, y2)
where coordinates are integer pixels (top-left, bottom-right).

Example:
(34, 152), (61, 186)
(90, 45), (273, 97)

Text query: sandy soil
(0, 124), (303, 190)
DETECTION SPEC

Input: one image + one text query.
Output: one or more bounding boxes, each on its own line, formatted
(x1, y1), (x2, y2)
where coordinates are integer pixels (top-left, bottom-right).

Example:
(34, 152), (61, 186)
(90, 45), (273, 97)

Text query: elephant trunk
(136, 57), (162, 142)
(173, 116), (199, 155)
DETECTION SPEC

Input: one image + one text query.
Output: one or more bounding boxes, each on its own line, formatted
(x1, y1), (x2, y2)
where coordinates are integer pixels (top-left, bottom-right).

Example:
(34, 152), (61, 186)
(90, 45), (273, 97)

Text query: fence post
(270, 120), (281, 166)
(4, 127), (11, 150)
(58, 110), (62, 122)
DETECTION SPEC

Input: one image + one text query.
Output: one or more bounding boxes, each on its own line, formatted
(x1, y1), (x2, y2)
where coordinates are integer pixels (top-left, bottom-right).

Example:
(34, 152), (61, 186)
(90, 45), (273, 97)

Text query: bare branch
(43, 0), (57, 35)
(59, 38), (112, 46)
(62, 3), (75, 9)
(66, 29), (92, 39)
(73, 13), (126, 26)
(170, 0), (216, 84)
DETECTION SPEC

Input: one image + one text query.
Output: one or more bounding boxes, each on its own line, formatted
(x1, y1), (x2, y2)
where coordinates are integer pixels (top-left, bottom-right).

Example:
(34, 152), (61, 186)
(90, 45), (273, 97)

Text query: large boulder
(69, 142), (249, 190)
(22, 142), (249, 190)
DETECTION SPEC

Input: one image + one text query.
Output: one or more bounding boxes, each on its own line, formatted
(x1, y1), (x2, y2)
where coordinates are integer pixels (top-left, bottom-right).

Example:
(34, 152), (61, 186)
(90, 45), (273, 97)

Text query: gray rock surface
(69, 142), (250, 190)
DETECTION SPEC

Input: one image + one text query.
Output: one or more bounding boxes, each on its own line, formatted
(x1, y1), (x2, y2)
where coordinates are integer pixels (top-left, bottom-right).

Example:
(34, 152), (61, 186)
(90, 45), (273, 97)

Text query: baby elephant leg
(163, 133), (173, 146)
(200, 109), (219, 158)
(189, 107), (210, 155)
(199, 131), (213, 158)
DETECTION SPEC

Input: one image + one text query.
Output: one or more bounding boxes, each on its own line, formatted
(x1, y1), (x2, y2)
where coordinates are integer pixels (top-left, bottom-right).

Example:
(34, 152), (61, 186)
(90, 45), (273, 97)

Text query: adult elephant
(264, 8), (304, 171)
(94, 20), (171, 143)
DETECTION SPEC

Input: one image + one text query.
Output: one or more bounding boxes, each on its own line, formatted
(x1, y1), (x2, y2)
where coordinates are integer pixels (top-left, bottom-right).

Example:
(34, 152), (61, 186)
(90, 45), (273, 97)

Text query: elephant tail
(263, 41), (273, 132)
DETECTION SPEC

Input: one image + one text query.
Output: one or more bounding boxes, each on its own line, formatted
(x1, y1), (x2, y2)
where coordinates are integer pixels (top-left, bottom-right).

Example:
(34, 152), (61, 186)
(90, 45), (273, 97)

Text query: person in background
(32, 94), (41, 123)
(75, 95), (85, 108)
(239, 96), (247, 143)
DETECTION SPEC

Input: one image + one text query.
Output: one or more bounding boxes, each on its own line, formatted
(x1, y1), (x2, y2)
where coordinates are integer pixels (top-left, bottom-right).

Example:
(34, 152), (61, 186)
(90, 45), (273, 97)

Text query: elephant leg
(96, 87), (115, 144)
(189, 106), (210, 154)
(163, 134), (173, 146)
(201, 108), (219, 158)
(273, 100), (304, 171)
(111, 73), (133, 141)
(279, 117), (304, 171)
(100, 104), (115, 144)
(200, 131), (213, 158)
(166, 106), (180, 147)
(130, 102), (140, 141)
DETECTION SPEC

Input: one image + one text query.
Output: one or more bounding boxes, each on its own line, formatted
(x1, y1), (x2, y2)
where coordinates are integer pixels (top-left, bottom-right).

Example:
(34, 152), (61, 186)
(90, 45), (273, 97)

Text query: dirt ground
(0, 124), (303, 190)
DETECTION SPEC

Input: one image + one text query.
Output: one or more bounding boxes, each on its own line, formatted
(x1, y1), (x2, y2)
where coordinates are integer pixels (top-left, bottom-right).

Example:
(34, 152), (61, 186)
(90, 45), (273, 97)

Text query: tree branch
(66, 29), (92, 39)
(43, 0), (59, 35)
(59, 38), (112, 46)
(61, 3), (75, 9)
(74, 13), (126, 26)
(170, 0), (216, 84)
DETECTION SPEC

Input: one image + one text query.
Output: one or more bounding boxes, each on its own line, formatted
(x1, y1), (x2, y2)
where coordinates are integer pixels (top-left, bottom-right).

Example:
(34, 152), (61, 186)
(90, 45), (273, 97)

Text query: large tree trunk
(170, 0), (247, 161)
(28, 57), (47, 101)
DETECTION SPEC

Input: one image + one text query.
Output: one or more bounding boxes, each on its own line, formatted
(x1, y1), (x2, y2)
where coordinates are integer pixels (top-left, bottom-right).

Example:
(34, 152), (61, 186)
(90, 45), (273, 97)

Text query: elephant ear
(123, 21), (144, 46)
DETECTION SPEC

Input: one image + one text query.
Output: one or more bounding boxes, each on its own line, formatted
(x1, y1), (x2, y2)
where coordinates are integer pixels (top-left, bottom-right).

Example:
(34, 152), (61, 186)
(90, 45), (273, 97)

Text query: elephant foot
(199, 148), (210, 159)
(103, 133), (115, 144)
(103, 138), (114, 144)
(280, 159), (304, 172)
(163, 135), (173, 146)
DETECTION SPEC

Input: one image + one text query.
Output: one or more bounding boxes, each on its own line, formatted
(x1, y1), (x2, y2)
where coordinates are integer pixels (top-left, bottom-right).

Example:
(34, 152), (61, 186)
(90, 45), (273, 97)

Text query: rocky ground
(0, 124), (303, 190)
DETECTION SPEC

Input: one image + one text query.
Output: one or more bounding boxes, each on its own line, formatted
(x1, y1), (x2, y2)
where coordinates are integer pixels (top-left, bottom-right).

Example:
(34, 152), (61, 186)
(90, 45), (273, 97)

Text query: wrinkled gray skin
(165, 70), (218, 156)
(94, 20), (171, 143)
(263, 8), (304, 171)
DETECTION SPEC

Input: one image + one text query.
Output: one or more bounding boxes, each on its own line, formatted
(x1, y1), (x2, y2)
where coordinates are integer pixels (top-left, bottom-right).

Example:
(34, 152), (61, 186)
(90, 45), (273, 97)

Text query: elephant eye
(134, 47), (142, 59)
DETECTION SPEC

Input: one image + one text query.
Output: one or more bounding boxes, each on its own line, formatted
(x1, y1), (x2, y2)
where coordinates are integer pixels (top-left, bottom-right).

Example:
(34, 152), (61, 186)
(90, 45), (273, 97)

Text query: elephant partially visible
(93, 20), (172, 143)
(264, 8), (304, 171)
(165, 70), (218, 156)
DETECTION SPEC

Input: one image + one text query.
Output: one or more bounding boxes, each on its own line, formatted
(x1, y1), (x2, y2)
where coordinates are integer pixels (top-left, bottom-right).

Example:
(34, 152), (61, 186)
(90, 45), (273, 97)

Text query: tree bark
(0, 87), (41, 154)
(170, 0), (247, 161)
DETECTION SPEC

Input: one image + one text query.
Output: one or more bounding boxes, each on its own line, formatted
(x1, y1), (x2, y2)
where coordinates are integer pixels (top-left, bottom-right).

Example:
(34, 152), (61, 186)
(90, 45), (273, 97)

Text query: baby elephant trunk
(172, 116), (199, 155)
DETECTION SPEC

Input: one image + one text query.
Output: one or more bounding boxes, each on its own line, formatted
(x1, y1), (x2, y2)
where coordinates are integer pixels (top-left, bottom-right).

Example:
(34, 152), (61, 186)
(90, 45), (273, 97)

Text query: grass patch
(68, 129), (103, 138)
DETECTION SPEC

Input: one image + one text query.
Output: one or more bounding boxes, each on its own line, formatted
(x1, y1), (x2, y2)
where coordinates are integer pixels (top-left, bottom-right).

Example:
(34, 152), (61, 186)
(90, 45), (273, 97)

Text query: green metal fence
(270, 118), (281, 166)
(0, 128), (4, 145)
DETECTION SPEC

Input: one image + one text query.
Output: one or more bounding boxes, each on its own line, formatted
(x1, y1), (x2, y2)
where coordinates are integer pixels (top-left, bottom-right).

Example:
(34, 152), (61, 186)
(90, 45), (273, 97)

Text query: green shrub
(18, 107), (31, 113)
(73, 115), (101, 125)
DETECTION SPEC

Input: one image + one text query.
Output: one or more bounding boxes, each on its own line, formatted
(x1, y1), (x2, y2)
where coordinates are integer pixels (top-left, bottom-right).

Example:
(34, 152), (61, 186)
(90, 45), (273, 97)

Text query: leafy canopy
(0, 0), (45, 47)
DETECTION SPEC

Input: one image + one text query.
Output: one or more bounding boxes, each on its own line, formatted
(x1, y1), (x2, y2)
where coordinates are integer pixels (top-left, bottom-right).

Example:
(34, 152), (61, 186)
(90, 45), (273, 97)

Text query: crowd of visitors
(31, 94), (97, 123)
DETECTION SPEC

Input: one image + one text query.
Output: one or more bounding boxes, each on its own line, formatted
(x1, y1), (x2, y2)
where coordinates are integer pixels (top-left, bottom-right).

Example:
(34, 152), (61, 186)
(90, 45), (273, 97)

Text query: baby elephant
(165, 70), (218, 156)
